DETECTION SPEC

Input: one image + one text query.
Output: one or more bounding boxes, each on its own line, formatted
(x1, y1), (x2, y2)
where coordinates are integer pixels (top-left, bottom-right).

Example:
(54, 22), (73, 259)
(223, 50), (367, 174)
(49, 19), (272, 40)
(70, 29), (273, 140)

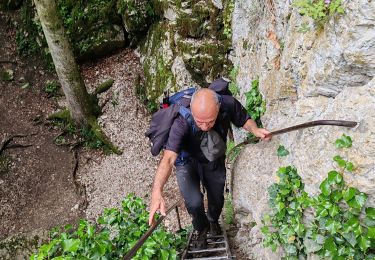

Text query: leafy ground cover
(262, 135), (375, 259)
(31, 194), (188, 259)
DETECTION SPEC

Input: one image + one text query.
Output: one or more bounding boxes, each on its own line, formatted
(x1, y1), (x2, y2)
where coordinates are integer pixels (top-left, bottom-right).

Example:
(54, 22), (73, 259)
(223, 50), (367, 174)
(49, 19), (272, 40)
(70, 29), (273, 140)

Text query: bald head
(190, 88), (220, 131)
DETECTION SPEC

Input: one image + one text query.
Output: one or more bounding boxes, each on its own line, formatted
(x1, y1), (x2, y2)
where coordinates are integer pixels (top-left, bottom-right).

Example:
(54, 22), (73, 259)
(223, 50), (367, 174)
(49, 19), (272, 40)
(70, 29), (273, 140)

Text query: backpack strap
(178, 106), (198, 134)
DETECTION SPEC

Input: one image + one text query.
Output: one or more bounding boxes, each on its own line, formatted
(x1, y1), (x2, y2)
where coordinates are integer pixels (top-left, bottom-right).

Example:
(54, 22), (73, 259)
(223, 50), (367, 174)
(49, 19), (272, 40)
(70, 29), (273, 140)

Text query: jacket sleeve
(222, 95), (251, 128)
(164, 115), (189, 154)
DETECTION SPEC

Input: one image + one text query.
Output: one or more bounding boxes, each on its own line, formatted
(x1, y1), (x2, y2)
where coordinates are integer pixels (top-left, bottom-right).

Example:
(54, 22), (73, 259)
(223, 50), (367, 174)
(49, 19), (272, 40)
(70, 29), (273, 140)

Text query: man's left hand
(253, 127), (272, 141)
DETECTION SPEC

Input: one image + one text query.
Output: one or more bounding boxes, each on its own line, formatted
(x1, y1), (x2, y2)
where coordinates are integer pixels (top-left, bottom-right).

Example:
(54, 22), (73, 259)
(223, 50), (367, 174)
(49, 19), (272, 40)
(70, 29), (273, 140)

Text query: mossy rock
(0, 0), (23, 10)
(76, 24), (125, 61)
(0, 231), (47, 260)
(139, 0), (233, 99)
(177, 39), (231, 83)
(117, 0), (157, 36)
(175, 1), (223, 38)
(17, 0), (125, 63)
(139, 21), (177, 104)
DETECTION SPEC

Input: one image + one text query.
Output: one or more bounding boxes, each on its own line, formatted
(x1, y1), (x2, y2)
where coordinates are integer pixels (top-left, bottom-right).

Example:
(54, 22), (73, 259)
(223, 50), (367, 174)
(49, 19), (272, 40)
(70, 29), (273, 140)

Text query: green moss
(47, 108), (72, 123)
(175, 2), (213, 38)
(177, 39), (230, 84)
(17, 0), (122, 63)
(0, 233), (43, 259)
(47, 109), (120, 154)
(85, 118), (122, 155)
(140, 0), (233, 98)
(142, 55), (175, 106)
(0, 154), (10, 176)
(94, 79), (114, 95)
(222, 0), (234, 39)
(139, 21), (176, 106)
(117, 0), (157, 37)
(224, 193), (234, 225)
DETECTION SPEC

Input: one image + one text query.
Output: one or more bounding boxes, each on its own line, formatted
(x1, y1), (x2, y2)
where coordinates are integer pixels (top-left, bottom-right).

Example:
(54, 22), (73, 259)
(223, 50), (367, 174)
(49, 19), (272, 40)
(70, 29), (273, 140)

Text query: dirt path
(0, 10), (189, 257)
(0, 10), (82, 241)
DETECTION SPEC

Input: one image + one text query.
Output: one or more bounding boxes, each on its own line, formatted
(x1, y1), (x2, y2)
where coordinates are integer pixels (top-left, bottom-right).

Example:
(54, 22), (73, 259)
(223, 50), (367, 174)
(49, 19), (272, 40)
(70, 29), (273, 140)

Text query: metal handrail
(226, 120), (357, 165)
(124, 198), (183, 260)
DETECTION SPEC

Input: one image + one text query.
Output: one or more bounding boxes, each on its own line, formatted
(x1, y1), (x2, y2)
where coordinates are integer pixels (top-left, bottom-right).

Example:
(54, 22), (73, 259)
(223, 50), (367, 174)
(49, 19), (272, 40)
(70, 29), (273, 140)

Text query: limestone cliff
(137, 0), (233, 104)
(136, 0), (374, 258)
(231, 0), (375, 258)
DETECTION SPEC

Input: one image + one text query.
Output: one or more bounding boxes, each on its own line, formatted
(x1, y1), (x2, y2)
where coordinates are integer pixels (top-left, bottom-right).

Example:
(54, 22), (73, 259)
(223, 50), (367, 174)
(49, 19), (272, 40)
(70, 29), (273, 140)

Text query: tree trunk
(34, 0), (94, 126)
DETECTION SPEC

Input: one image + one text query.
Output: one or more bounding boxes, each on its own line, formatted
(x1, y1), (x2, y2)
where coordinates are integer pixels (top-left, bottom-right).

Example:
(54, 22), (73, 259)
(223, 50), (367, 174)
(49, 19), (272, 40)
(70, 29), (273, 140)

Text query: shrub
(31, 194), (187, 259)
(294, 0), (345, 28)
(244, 79), (266, 125)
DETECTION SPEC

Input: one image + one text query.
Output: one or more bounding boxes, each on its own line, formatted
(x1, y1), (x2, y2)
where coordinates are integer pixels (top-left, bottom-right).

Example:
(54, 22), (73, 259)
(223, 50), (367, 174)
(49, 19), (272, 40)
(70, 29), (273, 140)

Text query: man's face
(190, 89), (220, 131)
(192, 107), (219, 132)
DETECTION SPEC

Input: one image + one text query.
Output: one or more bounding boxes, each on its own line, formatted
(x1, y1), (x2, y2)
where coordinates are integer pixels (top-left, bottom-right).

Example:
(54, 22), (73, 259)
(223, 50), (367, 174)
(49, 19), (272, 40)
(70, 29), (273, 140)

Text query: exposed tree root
(87, 118), (122, 155)
(0, 60), (16, 64)
(5, 144), (33, 149)
(71, 149), (88, 210)
(0, 133), (37, 155)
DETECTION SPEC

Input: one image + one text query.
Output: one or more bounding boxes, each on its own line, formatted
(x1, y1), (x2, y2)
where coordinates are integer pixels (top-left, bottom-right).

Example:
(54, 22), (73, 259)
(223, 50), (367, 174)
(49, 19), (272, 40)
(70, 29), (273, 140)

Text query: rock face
(231, 0), (375, 258)
(117, 0), (155, 37)
(138, 0), (233, 103)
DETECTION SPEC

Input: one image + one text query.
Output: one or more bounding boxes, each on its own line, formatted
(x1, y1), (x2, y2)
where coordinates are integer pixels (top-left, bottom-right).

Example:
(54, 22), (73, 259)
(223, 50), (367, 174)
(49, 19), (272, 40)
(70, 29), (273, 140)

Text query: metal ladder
(181, 217), (233, 260)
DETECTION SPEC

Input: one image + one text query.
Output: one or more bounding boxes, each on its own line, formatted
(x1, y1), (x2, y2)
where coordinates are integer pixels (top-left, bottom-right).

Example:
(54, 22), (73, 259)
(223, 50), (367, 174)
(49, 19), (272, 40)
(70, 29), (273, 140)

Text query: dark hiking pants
(176, 157), (226, 232)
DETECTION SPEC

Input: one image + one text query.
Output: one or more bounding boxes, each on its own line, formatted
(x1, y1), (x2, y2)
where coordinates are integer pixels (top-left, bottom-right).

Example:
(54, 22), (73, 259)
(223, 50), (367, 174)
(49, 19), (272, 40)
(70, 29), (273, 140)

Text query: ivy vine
(31, 194), (187, 259)
(261, 135), (375, 259)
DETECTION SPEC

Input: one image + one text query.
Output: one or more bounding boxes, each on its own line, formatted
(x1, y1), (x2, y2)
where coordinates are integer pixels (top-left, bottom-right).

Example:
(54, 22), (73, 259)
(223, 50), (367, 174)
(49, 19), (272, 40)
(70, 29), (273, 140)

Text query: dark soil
(0, 10), (83, 241)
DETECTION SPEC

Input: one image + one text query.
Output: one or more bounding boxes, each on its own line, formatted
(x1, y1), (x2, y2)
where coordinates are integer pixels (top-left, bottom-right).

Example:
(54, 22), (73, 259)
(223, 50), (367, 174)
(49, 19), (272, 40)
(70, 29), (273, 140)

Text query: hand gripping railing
(124, 198), (183, 260)
(226, 120), (357, 164)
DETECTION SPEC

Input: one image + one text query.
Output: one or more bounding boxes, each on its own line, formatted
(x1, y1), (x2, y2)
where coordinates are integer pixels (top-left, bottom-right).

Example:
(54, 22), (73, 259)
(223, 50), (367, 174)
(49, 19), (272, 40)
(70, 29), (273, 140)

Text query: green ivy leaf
(276, 202), (286, 212)
(329, 205), (340, 218)
(160, 249), (169, 260)
(323, 236), (337, 254)
(347, 193), (367, 209)
(345, 162), (354, 172)
(333, 155), (347, 168)
(304, 238), (322, 253)
(320, 179), (331, 196)
(343, 187), (357, 202)
(364, 217), (375, 227)
(367, 227), (375, 239)
(359, 236), (371, 252)
(325, 219), (341, 234)
(277, 145), (290, 157)
(284, 244), (297, 255)
(62, 239), (80, 253)
(331, 190), (343, 202)
(327, 171), (342, 185)
(365, 207), (375, 219)
(342, 232), (357, 247)
(335, 134), (352, 149)
(318, 208), (329, 218)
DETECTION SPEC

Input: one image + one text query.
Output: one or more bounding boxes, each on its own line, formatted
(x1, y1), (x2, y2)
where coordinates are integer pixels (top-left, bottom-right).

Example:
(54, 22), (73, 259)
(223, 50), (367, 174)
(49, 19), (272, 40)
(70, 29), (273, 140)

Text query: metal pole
(175, 206), (182, 231)
(124, 199), (183, 260)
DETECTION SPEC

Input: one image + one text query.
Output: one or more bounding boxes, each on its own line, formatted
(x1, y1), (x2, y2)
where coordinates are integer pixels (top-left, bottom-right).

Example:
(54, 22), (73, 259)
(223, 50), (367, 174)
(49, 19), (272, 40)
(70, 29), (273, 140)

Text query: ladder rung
(185, 256), (230, 260)
(207, 235), (224, 239)
(207, 241), (225, 245)
(188, 247), (227, 254)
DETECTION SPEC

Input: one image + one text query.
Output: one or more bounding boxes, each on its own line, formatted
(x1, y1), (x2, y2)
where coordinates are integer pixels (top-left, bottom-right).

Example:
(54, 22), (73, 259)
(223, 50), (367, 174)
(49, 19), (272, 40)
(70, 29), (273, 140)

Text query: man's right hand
(148, 190), (166, 226)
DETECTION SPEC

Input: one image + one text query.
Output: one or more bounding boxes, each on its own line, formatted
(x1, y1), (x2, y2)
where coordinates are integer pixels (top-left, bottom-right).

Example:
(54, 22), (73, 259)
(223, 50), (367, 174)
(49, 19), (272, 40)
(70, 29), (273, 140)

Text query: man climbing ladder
(148, 79), (271, 249)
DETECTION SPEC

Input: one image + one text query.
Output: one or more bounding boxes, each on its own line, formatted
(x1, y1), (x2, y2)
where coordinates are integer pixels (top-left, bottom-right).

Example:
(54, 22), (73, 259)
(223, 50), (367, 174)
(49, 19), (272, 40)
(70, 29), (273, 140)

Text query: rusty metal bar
(266, 120), (357, 137)
(123, 198), (183, 260)
(176, 205), (182, 230)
